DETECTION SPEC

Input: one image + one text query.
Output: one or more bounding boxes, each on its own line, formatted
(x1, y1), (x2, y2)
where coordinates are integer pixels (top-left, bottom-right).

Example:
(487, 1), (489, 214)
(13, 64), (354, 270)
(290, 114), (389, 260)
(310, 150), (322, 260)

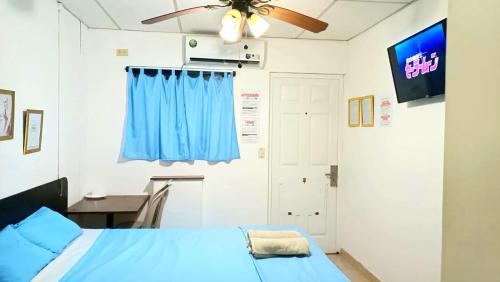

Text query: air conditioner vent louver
(190, 58), (261, 65)
(185, 36), (266, 69)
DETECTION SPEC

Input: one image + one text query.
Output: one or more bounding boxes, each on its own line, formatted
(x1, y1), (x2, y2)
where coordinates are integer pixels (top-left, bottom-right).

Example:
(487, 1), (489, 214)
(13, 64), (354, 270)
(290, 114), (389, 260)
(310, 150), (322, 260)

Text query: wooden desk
(150, 175), (204, 181)
(66, 195), (149, 228)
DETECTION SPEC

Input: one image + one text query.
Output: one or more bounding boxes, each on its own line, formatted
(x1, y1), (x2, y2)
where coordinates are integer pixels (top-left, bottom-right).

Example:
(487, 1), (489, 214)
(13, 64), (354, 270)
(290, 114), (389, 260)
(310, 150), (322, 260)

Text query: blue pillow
(0, 225), (57, 282)
(15, 207), (83, 254)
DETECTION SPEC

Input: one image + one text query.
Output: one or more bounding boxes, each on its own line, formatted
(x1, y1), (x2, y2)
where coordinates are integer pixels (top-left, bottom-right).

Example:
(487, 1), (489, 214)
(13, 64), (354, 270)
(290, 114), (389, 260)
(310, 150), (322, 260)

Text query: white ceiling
(60, 0), (416, 41)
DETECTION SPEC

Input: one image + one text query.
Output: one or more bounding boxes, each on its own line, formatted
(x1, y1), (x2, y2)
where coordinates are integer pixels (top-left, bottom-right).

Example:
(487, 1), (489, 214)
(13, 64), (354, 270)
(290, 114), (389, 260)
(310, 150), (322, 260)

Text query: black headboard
(0, 178), (68, 229)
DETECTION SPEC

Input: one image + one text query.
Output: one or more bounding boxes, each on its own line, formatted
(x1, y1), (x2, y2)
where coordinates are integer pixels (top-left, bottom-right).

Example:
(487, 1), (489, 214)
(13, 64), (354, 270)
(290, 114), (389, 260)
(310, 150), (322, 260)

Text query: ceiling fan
(142, 0), (329, 43)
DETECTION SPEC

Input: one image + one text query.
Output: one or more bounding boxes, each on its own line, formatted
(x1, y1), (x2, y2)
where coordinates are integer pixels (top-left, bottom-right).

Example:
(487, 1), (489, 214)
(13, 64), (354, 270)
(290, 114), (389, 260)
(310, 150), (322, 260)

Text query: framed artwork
(348, 98), (361, 127)
(0, 89), (15, 141)
(361, 95), (375, 127)
(23, 109), (44, 154)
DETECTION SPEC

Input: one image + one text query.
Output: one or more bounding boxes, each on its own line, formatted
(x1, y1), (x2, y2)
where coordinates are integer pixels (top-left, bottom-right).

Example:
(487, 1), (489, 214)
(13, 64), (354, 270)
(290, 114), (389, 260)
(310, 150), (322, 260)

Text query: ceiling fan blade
(255, 5), (328, 33)
(142, 4), (230, 25)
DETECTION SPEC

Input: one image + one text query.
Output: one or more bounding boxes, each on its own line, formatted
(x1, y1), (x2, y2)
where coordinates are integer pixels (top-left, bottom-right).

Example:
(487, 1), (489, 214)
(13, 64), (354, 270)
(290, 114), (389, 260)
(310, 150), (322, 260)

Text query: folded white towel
(246, 230), (310, 258)
(248, 237), (310, 258)
(247, 230), (302, 239)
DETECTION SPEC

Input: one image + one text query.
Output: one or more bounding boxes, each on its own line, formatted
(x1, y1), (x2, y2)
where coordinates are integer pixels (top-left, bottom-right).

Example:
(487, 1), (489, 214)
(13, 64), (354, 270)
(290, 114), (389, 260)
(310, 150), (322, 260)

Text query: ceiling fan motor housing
(231, 0), (250, 15)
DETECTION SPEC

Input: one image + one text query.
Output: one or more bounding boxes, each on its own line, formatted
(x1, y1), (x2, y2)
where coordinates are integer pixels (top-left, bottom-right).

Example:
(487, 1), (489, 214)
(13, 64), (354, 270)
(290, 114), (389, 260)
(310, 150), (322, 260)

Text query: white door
(270, 73), (341, 253)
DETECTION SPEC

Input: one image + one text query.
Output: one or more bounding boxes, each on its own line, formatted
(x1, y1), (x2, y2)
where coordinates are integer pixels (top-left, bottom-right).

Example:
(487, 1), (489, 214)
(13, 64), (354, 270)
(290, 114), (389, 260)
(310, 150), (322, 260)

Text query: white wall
(0, 0), (59, 198)
(340, 0), (447, 281)
(442, 0), (500, 281)
(0, 0), (85, 204)
(80, 29), (347, 226)
(59, 7), (87, 205)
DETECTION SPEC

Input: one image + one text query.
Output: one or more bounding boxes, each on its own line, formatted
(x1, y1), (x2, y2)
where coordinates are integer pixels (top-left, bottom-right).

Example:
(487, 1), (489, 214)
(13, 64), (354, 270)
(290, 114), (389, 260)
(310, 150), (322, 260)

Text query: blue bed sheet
(61, 227), (349, 282)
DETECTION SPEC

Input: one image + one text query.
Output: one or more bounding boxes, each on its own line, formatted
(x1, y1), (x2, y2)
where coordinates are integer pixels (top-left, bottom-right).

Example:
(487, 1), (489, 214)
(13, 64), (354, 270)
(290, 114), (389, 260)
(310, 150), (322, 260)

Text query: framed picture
(361, 95), (375, 127)
(348, 98), (361, 127)
(23, 109), (44, 154)
(0, 89), (15, 141)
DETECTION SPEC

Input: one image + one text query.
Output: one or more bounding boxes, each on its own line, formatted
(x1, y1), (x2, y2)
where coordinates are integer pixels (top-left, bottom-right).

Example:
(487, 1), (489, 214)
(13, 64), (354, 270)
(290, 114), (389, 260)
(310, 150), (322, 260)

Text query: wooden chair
(117, 184), (170, 228)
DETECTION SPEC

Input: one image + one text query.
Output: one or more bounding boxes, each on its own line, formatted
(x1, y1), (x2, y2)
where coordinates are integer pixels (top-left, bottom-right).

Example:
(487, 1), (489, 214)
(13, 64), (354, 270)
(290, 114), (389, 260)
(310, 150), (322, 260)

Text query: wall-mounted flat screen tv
(388, 19), (447, 103)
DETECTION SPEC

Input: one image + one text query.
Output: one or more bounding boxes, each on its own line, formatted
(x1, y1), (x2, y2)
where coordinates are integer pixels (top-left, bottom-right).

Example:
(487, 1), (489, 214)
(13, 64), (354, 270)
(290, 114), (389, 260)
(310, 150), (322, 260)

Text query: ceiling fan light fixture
(220, 25), (240, 43)
(220, 9), (242, 43)
(247, 13), (269, 38)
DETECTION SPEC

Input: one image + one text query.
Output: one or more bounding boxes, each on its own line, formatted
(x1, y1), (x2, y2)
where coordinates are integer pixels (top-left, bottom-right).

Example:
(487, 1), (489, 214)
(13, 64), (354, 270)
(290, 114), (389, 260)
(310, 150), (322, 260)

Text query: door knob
(325, 165), (338, 187)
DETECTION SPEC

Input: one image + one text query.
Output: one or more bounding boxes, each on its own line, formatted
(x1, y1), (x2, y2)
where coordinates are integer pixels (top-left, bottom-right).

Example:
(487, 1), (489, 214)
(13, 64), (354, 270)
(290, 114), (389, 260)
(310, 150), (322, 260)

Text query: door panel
(309, 113), (330, 166)
(271, 73), (341, 253)
(280, 83), (301, 102)
(279, 114), (300, 165)
(310, 85), (331, 104)
(305, 181), (328, 235)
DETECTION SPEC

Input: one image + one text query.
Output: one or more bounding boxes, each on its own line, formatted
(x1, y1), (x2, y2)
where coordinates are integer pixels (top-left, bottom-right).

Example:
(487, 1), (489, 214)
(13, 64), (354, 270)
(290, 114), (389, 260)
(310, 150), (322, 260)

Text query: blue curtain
(123, 69), (240, 161)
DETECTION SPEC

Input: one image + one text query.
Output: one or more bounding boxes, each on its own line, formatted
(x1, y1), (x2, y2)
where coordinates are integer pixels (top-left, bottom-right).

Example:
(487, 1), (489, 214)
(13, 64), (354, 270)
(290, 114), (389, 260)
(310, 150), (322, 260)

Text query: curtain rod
(124, 66), (236, 77)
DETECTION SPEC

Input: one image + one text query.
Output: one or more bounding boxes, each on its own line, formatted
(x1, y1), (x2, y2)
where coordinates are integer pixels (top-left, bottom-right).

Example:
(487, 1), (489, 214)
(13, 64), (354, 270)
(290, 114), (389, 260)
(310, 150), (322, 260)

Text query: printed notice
(240, 91), (260, 143)
(379, 97), (393, 127)
(26, 113), (42, 150)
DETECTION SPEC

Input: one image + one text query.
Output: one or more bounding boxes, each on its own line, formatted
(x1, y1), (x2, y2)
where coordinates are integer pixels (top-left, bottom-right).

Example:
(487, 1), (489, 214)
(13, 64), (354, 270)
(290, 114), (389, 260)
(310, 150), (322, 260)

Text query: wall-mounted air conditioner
(184, 35), (266, 69)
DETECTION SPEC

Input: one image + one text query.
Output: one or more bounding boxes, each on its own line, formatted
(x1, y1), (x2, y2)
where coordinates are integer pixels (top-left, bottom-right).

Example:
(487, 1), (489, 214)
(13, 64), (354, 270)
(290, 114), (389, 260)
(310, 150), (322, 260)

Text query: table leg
(106, 213), (114, 228)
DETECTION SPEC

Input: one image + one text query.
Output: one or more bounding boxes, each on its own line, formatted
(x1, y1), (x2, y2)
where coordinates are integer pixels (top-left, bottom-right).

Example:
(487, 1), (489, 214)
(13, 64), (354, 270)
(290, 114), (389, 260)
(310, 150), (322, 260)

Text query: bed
(0, 179), (349, 282)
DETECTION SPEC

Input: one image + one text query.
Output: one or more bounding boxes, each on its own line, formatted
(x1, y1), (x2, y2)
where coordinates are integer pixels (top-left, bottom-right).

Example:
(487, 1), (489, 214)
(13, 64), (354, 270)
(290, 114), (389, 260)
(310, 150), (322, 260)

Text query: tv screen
(388, 19), (447, 103)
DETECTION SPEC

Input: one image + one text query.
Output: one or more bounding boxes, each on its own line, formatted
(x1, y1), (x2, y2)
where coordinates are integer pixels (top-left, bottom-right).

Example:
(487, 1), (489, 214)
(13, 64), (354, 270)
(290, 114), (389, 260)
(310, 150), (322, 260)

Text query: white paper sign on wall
(379, 97), (393, 127)
(240, 90), (260, 143)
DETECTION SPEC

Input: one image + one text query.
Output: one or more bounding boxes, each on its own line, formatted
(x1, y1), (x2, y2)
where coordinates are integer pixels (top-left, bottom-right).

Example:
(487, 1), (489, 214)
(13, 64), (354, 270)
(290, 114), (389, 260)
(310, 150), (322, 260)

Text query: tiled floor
(328, 253), (380, 282)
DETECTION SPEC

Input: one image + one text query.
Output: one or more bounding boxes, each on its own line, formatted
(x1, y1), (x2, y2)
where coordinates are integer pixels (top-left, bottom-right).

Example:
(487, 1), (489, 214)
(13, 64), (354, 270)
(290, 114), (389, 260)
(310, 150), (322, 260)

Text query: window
(123, 69), (240, 161)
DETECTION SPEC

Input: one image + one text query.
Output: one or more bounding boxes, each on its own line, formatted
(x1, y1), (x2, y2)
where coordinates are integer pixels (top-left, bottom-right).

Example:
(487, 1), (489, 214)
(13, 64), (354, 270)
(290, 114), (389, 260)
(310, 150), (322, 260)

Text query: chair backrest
(142, 184), (170, 228)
